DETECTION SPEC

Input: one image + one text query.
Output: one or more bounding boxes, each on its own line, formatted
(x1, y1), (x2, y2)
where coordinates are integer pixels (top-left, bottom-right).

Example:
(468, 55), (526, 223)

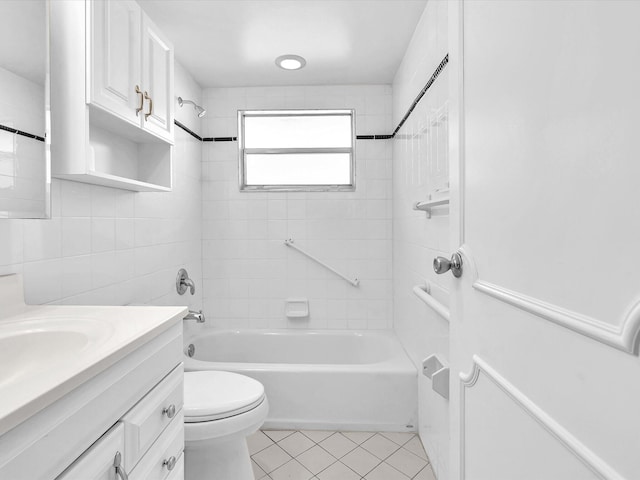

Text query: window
(238, 109), (355, 191)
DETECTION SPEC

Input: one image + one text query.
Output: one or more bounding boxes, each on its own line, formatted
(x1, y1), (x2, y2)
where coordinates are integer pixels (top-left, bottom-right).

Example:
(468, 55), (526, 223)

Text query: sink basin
(0, 318), (114, 388)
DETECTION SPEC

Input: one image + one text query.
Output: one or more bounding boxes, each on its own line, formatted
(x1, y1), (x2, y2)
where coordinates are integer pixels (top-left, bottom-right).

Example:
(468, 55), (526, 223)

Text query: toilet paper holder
(422, 354), (449, 400)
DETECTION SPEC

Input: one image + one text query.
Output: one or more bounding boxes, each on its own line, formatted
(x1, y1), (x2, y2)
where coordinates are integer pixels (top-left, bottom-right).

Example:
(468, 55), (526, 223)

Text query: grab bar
(284, 238), (360, 287)
(412, 283), (450, 321)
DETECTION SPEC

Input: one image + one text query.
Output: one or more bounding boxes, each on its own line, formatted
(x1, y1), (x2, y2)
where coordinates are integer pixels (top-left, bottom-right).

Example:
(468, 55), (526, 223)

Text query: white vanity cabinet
(56, 423), (127, 480)
(57, 366), (184, 480)
(0, 321), (185, 480)
(120, 366), (183, 471)
(89, 0), (174, 142)
(51, 0), (174, 192)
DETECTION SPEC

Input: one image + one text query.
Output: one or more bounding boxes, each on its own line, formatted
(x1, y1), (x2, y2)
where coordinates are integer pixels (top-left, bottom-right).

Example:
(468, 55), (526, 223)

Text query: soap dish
(285, 298), (309, 319)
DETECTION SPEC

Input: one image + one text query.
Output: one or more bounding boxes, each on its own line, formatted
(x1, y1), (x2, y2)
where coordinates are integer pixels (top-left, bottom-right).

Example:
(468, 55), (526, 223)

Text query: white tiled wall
(201, 85), (393, 330)
(392, 2), (450, 479)
(0, 62), (202, 312)
(0, 66), (46, 218)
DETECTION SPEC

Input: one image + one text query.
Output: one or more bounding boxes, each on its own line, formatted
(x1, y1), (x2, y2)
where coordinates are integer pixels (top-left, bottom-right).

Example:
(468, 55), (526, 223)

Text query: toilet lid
(184, 371), (265, 422)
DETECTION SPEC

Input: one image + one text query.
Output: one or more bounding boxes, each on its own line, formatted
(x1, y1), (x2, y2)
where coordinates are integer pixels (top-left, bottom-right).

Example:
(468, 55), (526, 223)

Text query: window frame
(237, 109), (356, 192)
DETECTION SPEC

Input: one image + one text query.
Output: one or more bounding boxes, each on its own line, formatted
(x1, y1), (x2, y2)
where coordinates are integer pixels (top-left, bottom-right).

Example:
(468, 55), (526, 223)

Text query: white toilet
(184, 371), (269, 480)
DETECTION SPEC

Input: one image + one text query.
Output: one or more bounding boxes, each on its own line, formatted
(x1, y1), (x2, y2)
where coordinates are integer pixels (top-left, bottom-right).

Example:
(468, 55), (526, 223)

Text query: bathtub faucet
(176, 268), (196, 295)
(184, 310), (205, 323)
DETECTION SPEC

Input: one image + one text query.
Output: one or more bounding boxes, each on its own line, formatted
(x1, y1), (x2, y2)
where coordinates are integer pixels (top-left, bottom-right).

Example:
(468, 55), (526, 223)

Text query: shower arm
(177, 96), (206, 117)
(179, 98), (197, 108)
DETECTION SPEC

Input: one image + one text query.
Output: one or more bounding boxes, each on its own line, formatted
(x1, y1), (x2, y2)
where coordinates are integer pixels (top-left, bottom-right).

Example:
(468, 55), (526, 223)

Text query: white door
(140, 14), (174, 142)
(447, 1), (640, 479)
(88, 0), (141, 125)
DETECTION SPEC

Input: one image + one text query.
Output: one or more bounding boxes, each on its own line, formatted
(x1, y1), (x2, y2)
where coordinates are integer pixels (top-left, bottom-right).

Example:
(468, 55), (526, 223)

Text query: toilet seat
(184, 371), (265, 423)
(183, 371), (269, 479)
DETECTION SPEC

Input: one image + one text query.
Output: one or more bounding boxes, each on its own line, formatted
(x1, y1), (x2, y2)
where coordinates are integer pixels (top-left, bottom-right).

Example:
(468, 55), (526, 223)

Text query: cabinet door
(141, 14), (174, 143)
(89, 0), (141, 126)
(57, 423), (127, 480)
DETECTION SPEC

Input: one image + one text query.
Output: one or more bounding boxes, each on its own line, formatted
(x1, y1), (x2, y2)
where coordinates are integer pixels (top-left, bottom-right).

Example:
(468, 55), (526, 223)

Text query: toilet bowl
(184, 371), (269, 480)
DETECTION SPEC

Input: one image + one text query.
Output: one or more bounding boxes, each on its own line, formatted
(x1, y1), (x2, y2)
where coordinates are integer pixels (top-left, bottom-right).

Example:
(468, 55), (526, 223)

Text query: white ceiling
(138, 0), (427, 88)
(0, 0), (46, 85)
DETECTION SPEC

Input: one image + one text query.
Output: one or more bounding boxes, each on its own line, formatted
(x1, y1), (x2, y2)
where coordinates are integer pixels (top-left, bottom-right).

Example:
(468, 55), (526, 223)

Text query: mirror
(0, 0), (50, 219)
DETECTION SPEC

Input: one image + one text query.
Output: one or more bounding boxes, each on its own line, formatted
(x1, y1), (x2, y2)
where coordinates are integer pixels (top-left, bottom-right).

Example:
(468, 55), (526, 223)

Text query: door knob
(433, 252), (463, 278)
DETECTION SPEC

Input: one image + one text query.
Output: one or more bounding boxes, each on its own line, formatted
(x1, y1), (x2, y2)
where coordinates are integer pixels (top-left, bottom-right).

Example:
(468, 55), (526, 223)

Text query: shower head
(177, 96), (207, 118)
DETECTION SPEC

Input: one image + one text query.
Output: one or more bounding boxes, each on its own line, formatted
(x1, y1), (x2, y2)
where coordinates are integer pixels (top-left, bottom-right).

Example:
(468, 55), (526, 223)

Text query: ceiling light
(275, 54), (306, 71)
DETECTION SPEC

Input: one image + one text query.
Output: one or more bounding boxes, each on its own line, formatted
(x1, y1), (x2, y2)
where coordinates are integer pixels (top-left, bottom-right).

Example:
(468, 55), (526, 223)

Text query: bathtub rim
(183, 328), (417, 374)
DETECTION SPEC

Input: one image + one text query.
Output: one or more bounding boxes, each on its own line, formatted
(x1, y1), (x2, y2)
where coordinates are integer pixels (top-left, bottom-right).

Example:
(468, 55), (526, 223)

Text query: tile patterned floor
(247, 430), (437, 480)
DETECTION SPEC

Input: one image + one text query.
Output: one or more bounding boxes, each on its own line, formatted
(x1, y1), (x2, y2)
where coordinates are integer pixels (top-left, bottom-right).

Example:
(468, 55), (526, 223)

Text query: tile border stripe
(202, 136), (237, 142)
(0, 124), (45, 142)
(173, 54), (448, 144)
(392, 54), (449, 138)
(174, 120), (203, 141)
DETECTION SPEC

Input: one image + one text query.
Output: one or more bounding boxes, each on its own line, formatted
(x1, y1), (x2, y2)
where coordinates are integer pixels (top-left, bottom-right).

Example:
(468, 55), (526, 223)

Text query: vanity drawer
(130, 412), (184, 480)
(56, 423), (125, 480)
(122, 364), (183, 470)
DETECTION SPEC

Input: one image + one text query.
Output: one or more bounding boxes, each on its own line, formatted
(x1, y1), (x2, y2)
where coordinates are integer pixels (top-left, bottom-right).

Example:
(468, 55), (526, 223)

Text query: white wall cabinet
(89, 0), (141, 127)
(51, 0), (174, 192)
(89, 0), (174, 143)
(140, 14), (174, 141)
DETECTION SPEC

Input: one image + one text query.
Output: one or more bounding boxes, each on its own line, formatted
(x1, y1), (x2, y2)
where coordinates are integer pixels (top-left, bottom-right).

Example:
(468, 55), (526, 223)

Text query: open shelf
(413, 197), (449, 218)
(54, 171), (171, 193)
(89, 105), (174, 146)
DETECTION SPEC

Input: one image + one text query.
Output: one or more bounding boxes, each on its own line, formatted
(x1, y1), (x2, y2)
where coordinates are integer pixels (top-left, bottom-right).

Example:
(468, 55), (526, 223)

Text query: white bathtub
(184, 329), (418, 432)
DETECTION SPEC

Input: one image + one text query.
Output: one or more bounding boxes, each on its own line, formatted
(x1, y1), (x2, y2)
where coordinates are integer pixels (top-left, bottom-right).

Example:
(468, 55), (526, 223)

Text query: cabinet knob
(162, 404), (176, 419)
(163, 456), (177, 471)
(113, 451), (130, 480)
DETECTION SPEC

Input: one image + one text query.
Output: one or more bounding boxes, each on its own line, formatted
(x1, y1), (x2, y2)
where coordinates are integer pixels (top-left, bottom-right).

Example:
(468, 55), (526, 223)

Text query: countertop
(0, 304), (187, 436)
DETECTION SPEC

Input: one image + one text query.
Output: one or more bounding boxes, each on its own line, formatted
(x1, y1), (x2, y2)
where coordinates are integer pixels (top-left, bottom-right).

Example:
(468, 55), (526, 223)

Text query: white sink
(0, 318), (114, 388)
(0, 274), (186, 437)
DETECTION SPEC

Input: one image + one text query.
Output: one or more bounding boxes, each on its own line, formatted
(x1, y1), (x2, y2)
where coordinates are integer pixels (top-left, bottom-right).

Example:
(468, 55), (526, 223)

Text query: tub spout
(184, 310), (205, 323)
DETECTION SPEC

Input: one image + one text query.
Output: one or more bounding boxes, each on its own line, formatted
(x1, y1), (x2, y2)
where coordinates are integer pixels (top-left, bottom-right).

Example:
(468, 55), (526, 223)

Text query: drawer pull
(163, 456), (177, 471)
(162, 404), (176, 419)
(113, 452), (129, 480)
